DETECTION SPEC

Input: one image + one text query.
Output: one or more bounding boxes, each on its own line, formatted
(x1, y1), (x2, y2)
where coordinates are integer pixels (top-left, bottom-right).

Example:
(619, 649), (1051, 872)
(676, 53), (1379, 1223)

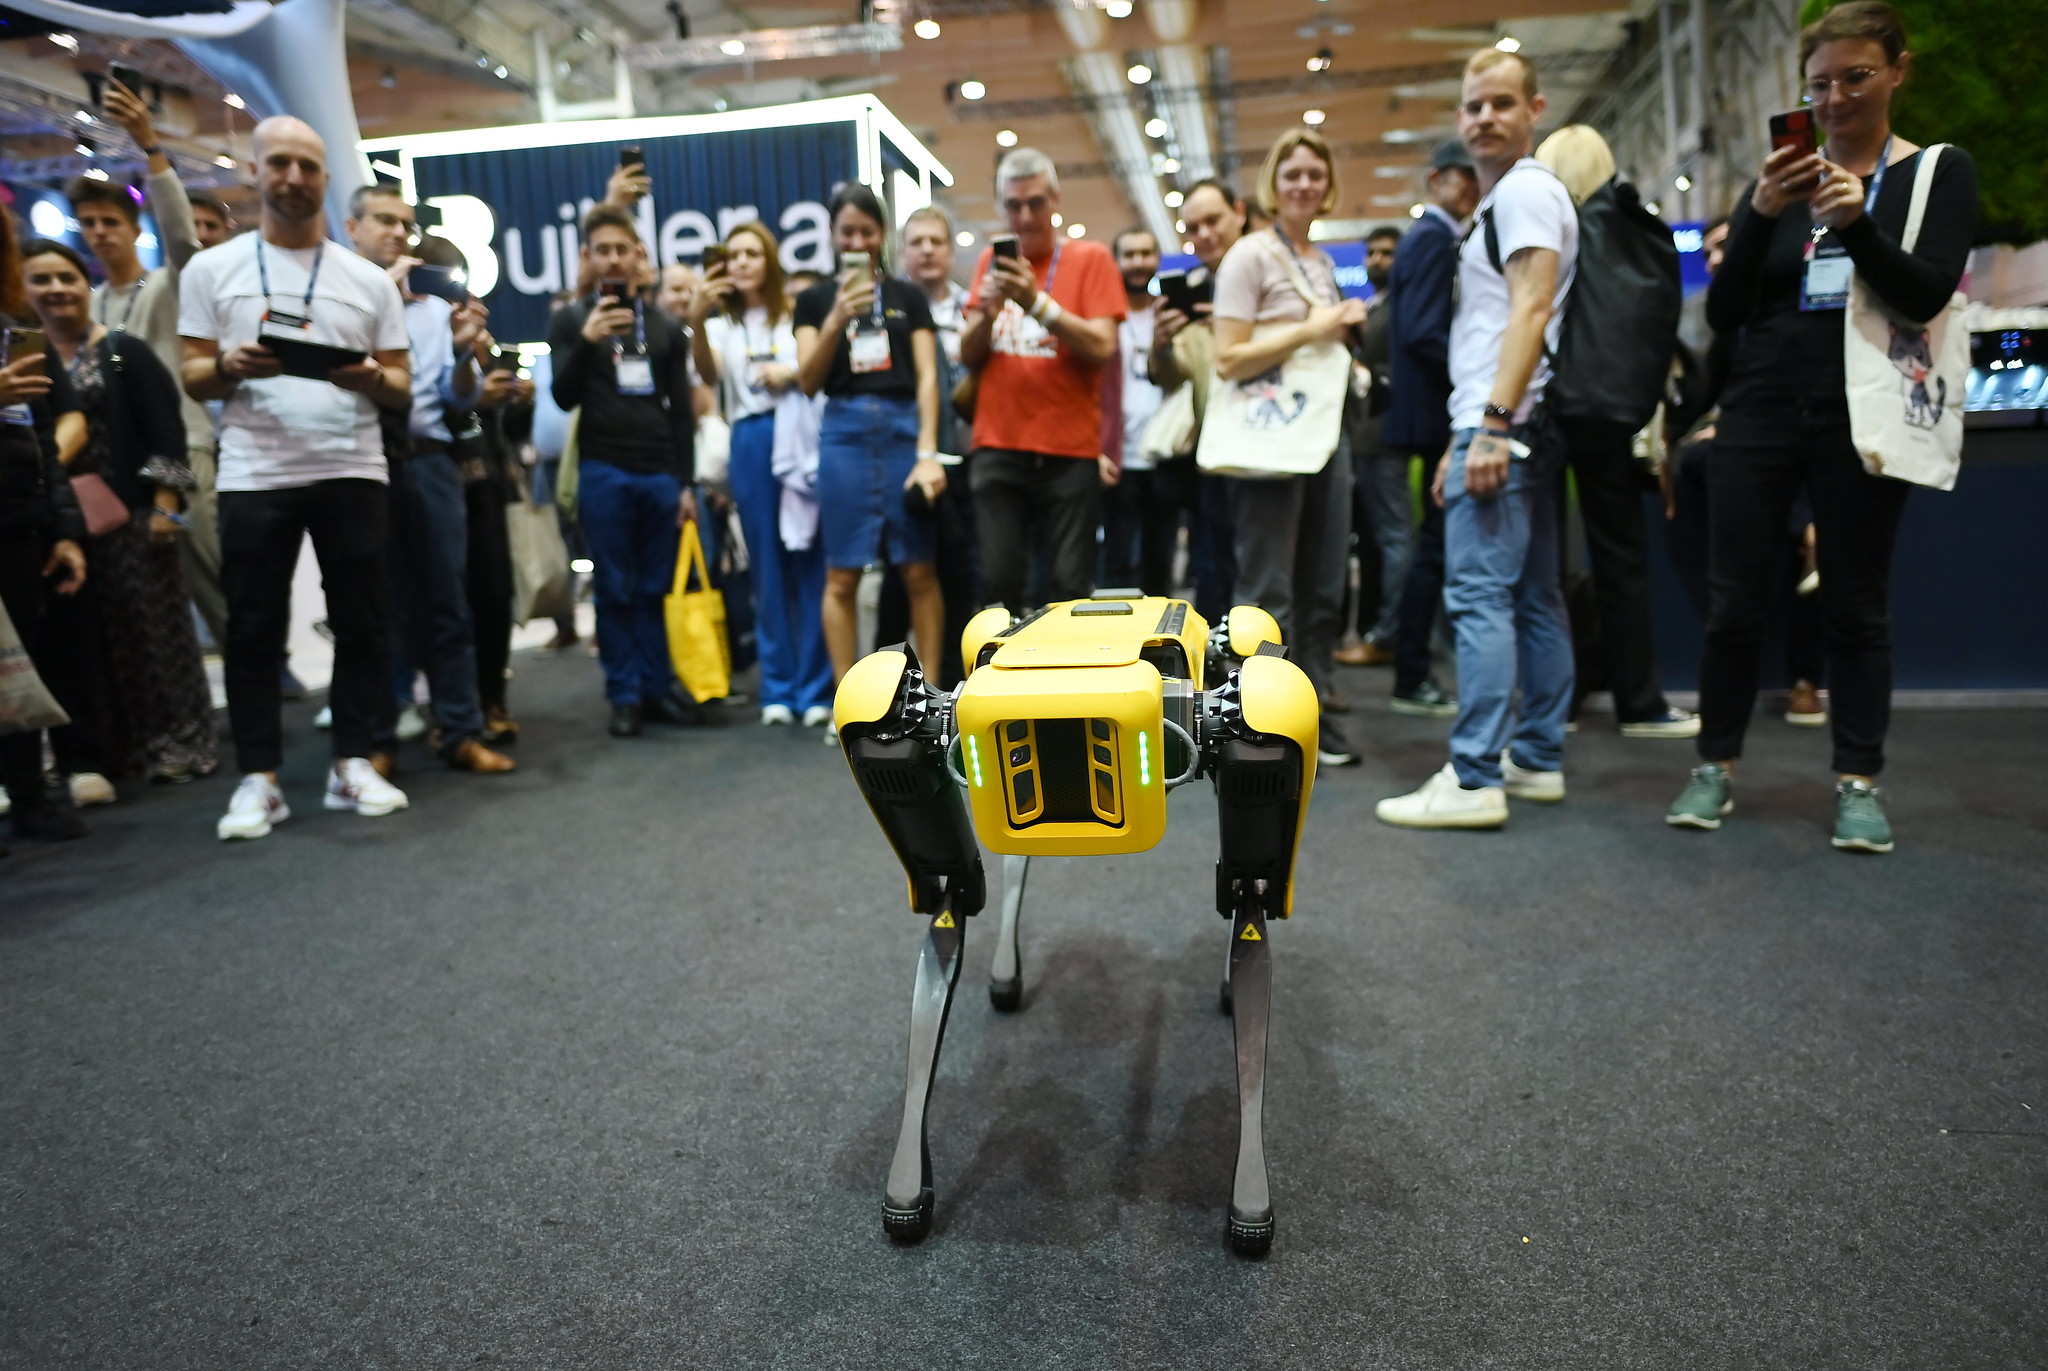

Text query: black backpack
(1484, 170), (1682, 431)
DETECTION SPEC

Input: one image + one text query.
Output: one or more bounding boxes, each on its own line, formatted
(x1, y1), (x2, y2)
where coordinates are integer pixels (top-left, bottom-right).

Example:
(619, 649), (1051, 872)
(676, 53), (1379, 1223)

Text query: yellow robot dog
(834, 594), (1318, 1256)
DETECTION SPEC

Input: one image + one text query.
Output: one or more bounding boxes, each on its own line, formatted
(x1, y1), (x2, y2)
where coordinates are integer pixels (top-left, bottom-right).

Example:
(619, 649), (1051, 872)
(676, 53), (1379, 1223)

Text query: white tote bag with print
(1844, 143), (1967, 491)
(1196, 236), (1351, 479)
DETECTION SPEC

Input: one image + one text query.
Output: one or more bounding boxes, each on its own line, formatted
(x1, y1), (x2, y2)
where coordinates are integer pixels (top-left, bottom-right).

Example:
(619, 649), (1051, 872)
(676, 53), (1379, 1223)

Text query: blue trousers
(1442, 428), (1574, 787)
(384, 447), (485, 745)
(728, 412), (832, 713)
(579, 458), (682, 705)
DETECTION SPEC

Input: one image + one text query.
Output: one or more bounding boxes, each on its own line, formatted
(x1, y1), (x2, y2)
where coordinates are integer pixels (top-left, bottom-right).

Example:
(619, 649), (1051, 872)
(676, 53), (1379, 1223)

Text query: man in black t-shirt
(546, 205), (697, 739)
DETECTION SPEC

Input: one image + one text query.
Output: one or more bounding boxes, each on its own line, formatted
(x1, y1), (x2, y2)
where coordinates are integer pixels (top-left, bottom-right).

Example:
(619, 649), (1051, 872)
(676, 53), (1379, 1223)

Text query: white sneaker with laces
(395, 706), (428, 742)
(1500, 749), (1565, 803)
(1620, 708), (1701, 739)
(218, 773), (290, 840)
(1376, 764), (1508, 829)
(802, 705), (833, 728)
(760, 704), (796, 726)
(69, 772), (117, 807)
(325, 758), (409, 817)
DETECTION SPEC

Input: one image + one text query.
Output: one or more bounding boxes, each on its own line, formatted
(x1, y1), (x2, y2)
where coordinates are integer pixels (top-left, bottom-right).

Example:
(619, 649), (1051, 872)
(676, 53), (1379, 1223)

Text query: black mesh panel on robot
(1212, 736), (1304, 915)
(847, 734), (987, 915)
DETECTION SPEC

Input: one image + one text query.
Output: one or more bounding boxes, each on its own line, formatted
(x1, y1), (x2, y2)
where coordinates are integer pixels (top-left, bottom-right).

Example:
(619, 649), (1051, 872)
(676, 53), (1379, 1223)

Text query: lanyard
(97, 281), (142, 332)
(1812, 135), (1891, 247)
(1270, 226), (1338, 305)
(1040, 244), (1064, 295)
(255, 236), (325, 319)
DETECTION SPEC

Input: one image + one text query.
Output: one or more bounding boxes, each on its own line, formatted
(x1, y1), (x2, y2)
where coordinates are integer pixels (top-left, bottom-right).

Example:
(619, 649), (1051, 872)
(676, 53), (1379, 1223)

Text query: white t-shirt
(177, 233), (410, 491)
(703, 306), (798, 421)
(1447, 159), (1578, 433)
(1118, 305), (1162, 471)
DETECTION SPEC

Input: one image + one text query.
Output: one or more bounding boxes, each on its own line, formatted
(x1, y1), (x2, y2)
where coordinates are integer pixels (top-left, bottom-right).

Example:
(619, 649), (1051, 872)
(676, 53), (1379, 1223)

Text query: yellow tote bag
(665, 519), (730, 702)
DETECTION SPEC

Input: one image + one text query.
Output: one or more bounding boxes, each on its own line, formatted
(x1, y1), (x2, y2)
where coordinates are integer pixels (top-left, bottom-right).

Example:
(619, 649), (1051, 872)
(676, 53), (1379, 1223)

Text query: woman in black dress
(1664, 1), (1977, 853)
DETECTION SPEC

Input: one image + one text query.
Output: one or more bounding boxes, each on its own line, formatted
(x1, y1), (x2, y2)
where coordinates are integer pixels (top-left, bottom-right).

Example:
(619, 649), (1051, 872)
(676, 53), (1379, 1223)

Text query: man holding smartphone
(344, 186), (513, 776)
(1378, 48), (1577, 829)
(959, 147), (1125, 612)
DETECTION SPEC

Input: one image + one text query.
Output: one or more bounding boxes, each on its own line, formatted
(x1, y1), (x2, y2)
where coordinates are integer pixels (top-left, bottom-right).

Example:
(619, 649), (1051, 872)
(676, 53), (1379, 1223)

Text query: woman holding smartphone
(793, 184), (945, 712)
(690, 223), (833, 728)
(1666, 1), (1977, 853)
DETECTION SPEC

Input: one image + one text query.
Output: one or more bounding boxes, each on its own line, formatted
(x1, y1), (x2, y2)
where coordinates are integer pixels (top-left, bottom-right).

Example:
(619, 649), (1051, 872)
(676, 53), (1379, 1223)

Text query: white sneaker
(802, 705), (833, 728)
(1620, 708), (1702, 739)
(0, 785), (11, 817)
(314, 705), (333, 730)
(395, 706), (428, 742)
(325, 757), (410, 817)
(69, 772), (117, 807)
(1376, 764), (1508, 829)
(760, 704), (796, 726)
(1500, 749), (1565, 803)
(218, 773), (290, 840)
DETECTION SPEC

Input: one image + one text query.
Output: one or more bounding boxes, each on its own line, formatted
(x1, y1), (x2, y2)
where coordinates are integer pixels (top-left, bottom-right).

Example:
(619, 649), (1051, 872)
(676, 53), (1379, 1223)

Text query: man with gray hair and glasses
(959, 147), (1126, 612)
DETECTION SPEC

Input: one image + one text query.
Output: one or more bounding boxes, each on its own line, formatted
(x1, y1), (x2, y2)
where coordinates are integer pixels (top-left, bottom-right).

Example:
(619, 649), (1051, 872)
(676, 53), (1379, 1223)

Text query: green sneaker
(1666, 763), (1733, 830)
(1832, 779), (1894, 853)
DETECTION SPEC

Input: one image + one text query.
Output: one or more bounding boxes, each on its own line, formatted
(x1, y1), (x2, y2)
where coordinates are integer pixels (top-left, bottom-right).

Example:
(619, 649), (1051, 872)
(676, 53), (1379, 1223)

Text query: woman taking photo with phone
(792, 184), (945, 713)
(690, 223), (833, 729)
(20, 239), (216, 791)
(1208, 129), (1368, 768)
(1666, 1), (1977, 853)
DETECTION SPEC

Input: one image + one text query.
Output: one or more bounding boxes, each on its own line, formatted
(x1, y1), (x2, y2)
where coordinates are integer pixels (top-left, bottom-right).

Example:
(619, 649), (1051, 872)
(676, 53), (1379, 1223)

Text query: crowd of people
(0, 0), (1974, 859)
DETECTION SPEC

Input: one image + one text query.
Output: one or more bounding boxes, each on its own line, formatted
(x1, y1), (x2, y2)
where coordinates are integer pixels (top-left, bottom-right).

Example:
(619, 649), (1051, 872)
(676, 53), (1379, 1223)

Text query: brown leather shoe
(483, 705), (520, 744)
(1332, 640), (1372, 666)
(368, 750), (399, 781)
(1334, 639), (1396, 666)
(449, 739), (517, 773)
(1786, 679), (1826, 726)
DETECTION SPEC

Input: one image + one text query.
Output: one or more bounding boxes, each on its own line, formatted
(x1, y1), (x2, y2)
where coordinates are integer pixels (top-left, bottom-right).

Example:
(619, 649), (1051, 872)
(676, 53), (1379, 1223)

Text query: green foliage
(1799, 0), (2048, 241)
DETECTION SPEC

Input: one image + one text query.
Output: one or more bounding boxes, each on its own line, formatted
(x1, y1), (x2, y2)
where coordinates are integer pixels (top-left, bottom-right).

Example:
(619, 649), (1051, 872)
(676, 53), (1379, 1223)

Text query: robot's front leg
(884, 899), (966, 1242)
(1226, 891), (1274, 1257)
(988, 854), (1029, 1011)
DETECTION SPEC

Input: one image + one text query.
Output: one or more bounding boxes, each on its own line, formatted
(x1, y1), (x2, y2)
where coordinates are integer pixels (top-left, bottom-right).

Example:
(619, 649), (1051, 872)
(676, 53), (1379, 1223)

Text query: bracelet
(1030, 293), (1063, 327)
(1482, 402), (1515, 425)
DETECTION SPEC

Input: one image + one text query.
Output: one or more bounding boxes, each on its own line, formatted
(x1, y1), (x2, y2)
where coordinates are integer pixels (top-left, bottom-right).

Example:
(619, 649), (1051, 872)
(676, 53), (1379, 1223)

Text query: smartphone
(4, 327), (48, 364)
(619, 145), (645, 171)
(406, 263), (468, 304)
(487, 348), (519, 374)
(1769, 108), (1820, 187)
(990, 234), (1020, 262)
(700, 243), (728, 271)
(839, 251), (872, 278)
(1158, 269), (1212, 316)
(598, 277), (632, 306)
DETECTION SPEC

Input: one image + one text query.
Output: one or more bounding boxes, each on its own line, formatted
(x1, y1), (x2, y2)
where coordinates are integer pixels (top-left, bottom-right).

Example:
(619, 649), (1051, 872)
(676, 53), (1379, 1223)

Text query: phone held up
(619, 144), (645, 172)
(1768, 109), (1821, 191)
(3, 326), (48, 365)
(990, 234), (1021, 262)
(839, 251), (873, 280)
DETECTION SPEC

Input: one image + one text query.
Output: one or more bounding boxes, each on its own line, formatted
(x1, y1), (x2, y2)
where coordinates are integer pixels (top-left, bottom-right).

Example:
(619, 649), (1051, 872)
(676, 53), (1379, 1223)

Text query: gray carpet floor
(3, 650), (2044, 1370)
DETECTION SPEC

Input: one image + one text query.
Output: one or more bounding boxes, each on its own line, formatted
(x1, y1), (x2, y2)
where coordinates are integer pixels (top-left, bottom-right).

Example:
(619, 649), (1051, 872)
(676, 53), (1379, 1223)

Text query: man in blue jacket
(1379, 138), (1479, 717)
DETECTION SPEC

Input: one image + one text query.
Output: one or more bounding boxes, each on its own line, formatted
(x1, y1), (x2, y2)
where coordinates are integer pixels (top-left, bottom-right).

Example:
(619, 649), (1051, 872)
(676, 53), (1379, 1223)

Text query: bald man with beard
(180, 116), (417, 840)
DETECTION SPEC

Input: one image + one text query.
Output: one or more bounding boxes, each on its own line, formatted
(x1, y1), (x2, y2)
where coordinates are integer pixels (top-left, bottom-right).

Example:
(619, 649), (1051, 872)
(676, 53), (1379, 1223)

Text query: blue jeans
(579, 458), (682, 705)
(818, 393), (932, 570)
(1442, 428), (1574, 787)
(385, 447), (485, 745)
(729, 412), (833, 713)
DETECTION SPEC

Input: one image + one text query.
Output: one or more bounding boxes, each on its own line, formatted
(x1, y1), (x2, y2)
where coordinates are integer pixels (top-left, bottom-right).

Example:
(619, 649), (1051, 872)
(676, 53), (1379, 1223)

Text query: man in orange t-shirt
(961, 148), (1127, 611)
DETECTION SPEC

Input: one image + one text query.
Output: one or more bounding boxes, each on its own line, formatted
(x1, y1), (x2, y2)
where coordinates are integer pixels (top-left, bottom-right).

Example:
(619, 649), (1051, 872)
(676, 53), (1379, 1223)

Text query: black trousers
(1392, 448), (1447, 696)
(1098, 457), (1196, 598)
(466, 473), (515, 712)
(1699, 417), (1911, 776)
(1559, 413), (1671, 723)
(219, 479), (391, 772)
(970, 448), (1099, 613)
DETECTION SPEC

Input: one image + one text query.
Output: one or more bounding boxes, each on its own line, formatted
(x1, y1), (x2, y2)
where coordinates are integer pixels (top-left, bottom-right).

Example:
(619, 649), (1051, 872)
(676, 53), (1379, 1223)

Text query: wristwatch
(1482, 403), (1515, 427)
(140, 144), (163, 157)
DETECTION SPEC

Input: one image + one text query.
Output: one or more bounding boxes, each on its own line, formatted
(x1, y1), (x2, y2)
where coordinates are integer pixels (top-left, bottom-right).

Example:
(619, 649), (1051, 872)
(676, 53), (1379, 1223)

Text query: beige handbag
(0, 595), (69, 736)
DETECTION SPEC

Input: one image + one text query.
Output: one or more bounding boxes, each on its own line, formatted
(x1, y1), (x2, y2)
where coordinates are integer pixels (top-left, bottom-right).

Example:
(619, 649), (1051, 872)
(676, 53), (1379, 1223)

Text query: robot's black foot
(883, 1189), (935, 1243)
(1219, 979), (1234, 1016)
(988, 977), (1022, 1012)
(1226, 1207), (1274, 1258)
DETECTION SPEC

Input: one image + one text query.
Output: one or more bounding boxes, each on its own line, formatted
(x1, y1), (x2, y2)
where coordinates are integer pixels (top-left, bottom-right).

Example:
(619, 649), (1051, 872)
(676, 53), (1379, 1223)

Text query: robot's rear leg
(883, 900), (966, 1242)
(989, 854), (1029, 1012)
(1226, 897), (1274, 1257)
(1220, 935), (1234, 1016)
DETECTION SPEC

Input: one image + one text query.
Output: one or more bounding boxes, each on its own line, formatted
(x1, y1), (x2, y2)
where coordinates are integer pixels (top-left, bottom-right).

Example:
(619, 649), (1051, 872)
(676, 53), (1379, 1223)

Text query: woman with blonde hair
(1534, 121), (1697, 740)
(1208, 127), (1368, 766)
(690, 222), (832, 727)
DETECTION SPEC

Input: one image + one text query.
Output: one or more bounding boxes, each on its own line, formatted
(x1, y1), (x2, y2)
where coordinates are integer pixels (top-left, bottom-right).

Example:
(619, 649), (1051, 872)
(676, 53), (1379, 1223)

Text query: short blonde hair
(1255, 128), (1341, 218)
(1465, 47), (1539, 100)
(1535, 125), (1617, 206)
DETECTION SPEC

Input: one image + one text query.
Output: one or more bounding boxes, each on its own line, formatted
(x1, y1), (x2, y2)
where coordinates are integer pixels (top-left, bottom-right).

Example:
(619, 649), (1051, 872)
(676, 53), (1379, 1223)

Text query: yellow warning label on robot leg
(1238, 923), (1262, 941)
(934, 911), (957, 929)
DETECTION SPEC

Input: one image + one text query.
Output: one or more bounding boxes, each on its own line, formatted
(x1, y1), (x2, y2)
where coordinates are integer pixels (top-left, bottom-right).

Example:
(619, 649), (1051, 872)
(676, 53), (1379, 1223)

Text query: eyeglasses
(1802, 67), (1883, 104)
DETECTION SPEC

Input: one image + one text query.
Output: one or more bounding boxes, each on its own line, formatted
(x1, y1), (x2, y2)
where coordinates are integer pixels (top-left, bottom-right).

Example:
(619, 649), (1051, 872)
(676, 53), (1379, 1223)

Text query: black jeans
(1699, 418), (1911, 775)
(970, 448), (1099, 612)
(1559, 414), (1671, 723)
(1392, 448), (1448, 696)
(1098, 457), (1196, 597)
(876, 467), (980, 688)
(466, 469), (514, 712)
(219, 479), (391, 772)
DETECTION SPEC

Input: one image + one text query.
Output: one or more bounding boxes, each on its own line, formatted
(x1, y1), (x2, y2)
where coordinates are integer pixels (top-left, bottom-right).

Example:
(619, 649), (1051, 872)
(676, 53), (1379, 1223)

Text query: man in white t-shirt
(1379, 48), (1578, 830)
(1102, 227), (1184, 596)
(179, 116), (415, 840)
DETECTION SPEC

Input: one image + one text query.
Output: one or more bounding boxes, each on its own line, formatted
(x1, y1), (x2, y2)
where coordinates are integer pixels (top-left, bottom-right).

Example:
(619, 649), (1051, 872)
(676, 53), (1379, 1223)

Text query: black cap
(1429, 138), (1474, 172)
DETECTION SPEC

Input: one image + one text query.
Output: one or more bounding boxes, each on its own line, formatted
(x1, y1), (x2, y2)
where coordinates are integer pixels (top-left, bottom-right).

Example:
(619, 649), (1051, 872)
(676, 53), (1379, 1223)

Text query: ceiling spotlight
(76, 142), (94, 157)
(475, 54), (491, 67)
(224, 92), (245, 109)
(1174, 219), (1185, 233)
(955, 229), (975, 247)
(494, 64), (510, 79)
(1160, 157), (1179, 173)
(1302, 108), (1326, 126)
(216, 153), (237, 169)
(1183, 241), (1195, 253)
(1307, 47), (1333, 72)
(1495, 35), (1522, 53)
(1051, 212), (1063, 227)
(48, 32), (78, 51)
(1674, 173), (1694, 191)
(1066, 223), (1085, 238)
(1104, 0), (1133, 15)
(913, 18), (941, 39)
(959, 78), (986, 99)
(1144, 117), (1167, 139)
(1409, 203), (1424, 218)
(996, 129), (1019, 147)
(1126, 63), (1152, 85)
(719, 37), (746, 55)
(1163, 190), (1184, 207)
(1644, 200), (1663, 217)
